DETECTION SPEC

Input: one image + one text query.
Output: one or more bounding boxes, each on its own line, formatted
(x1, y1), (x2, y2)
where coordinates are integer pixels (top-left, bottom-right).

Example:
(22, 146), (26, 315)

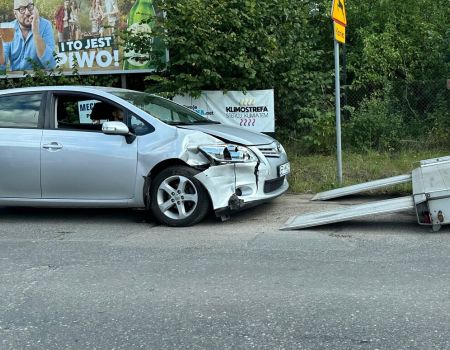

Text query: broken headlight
(275, 141), (286, 155)
(199, 144), (258, 164)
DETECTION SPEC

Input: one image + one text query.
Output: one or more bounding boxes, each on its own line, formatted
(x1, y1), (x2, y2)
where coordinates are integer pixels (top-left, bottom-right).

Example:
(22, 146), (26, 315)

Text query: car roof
(0, 85), (137, 96)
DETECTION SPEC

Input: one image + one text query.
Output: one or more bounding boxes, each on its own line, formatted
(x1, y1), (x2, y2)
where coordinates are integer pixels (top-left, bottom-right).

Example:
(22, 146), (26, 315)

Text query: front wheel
(149, 166), (210, 227)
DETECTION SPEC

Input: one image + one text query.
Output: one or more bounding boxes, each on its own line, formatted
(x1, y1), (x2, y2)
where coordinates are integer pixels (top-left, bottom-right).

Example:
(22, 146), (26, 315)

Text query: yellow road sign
(332, 0), (347, 26)
(334, 21), (346, 43)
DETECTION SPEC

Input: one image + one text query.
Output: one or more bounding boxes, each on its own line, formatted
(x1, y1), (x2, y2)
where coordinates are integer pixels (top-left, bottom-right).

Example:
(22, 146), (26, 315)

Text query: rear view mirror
(102, 121), (136, 144)
(102, 121), (129, 135)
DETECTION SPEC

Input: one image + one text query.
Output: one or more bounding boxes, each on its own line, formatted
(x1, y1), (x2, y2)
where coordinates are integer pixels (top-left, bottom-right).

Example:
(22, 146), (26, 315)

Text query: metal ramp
(311, 174), (412, 201)
(282, 156), (450, 231)
(281, 196), (414, 230)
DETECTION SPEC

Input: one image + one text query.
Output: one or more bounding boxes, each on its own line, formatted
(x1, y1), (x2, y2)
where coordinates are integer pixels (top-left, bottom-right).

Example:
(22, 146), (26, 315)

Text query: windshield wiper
(166, 120), (221, 126)
(165, 121), (191, 125)
(192, 120), (221, 124)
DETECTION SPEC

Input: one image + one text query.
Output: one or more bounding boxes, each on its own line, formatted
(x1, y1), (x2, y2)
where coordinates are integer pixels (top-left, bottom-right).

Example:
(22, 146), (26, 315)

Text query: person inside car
(90, 101), (124, 123)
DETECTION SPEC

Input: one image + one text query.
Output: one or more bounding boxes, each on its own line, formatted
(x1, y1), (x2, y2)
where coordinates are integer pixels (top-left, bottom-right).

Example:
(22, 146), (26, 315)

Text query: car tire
(149, 166), (210, 227)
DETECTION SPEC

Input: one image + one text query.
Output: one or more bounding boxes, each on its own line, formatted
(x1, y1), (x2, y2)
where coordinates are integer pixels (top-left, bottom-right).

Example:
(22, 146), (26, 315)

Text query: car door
(0, 92), (44, 198)
(40, 93), (138, 201)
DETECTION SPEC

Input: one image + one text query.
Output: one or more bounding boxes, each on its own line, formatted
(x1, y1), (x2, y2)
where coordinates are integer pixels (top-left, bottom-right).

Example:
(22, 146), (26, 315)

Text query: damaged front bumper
(194, 155), (289, 217)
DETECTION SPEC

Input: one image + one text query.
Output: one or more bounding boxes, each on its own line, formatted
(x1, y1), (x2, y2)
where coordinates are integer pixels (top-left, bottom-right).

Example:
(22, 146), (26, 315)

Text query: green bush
(424, 93), (450, 148)
(344, 94), (405, 152)
(296, 109), (336, 153)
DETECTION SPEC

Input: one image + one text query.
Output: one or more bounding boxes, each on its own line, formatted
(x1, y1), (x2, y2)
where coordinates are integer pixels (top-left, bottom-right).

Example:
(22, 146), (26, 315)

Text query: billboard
(173, 90), (275, 133)
(0, 0), (167, 77)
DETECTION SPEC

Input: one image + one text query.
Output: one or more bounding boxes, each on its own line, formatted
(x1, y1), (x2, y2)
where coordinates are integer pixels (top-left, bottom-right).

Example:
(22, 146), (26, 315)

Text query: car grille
(258, 144), (281, 158)
(264, 176), (285, 193)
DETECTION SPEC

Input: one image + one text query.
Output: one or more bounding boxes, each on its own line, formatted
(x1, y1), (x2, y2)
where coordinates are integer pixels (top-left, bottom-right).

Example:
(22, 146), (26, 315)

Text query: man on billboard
(0, 0), (56, 72)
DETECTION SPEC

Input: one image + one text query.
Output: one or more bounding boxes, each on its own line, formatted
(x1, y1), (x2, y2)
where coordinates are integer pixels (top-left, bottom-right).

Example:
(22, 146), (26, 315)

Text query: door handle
(42, 142), (63, 151)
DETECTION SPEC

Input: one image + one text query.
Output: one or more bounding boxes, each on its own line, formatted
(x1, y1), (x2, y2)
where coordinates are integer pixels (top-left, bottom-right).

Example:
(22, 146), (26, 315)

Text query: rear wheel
(149, 166), (210, 227)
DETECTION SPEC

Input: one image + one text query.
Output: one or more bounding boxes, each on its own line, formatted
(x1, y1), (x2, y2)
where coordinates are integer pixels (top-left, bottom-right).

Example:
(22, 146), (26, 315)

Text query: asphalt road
(1, 194), (449, 350)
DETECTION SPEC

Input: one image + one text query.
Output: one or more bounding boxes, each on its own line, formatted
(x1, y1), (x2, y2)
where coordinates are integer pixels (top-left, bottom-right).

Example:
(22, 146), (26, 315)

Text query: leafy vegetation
(139, 0), (449, 154)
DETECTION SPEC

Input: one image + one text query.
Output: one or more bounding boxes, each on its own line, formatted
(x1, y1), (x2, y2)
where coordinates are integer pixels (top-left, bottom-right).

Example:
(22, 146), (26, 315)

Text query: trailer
(282, 156), (450, 232)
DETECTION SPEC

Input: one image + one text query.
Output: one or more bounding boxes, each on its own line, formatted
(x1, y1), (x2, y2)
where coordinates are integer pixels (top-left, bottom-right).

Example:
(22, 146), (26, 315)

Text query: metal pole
(334, 35), (343, 184)
(121, 74), (127, 89)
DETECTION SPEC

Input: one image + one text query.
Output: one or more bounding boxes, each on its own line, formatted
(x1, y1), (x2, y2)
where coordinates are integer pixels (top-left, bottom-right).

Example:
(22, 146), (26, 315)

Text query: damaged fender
(194, 161), (260, 211)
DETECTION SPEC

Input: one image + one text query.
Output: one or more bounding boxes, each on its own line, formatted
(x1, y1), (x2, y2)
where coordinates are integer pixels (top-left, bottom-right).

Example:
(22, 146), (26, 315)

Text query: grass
(285, 147), (448, 195)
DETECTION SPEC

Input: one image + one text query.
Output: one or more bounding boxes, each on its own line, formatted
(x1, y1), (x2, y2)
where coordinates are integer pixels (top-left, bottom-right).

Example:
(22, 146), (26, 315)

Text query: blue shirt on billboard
(1, 18), (56, 71)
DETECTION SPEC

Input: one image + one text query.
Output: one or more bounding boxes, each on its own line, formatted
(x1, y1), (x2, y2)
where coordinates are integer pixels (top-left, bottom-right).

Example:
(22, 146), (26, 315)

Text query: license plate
(278, 162), (290, 177)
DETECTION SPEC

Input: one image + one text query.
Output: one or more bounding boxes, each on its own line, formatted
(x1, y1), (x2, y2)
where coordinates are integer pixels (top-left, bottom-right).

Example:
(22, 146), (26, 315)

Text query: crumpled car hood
(178, 124), (275, 146)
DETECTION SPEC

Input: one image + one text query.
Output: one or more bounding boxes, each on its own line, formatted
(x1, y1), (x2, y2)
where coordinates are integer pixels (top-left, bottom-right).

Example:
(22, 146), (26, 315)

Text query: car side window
(0, 93), (42, 128)
(129, 114), (154, 136)
(55, 96), (123, 131)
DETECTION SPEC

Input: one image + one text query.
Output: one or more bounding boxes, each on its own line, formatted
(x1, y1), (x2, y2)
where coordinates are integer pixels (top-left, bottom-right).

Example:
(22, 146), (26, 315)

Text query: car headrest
(90, 102), (115, 120)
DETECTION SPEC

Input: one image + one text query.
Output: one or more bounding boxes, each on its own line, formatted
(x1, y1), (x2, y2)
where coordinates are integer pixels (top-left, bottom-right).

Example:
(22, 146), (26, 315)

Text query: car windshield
(109, 90), (219, 125)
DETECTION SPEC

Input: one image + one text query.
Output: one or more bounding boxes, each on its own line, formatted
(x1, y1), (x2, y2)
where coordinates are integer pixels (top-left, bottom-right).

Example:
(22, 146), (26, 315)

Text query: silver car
(0, 86), (290, 226)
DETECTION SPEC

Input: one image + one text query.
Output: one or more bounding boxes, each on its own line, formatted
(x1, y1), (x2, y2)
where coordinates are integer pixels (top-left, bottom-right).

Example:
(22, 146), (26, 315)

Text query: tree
(128, 0), (336, 150)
